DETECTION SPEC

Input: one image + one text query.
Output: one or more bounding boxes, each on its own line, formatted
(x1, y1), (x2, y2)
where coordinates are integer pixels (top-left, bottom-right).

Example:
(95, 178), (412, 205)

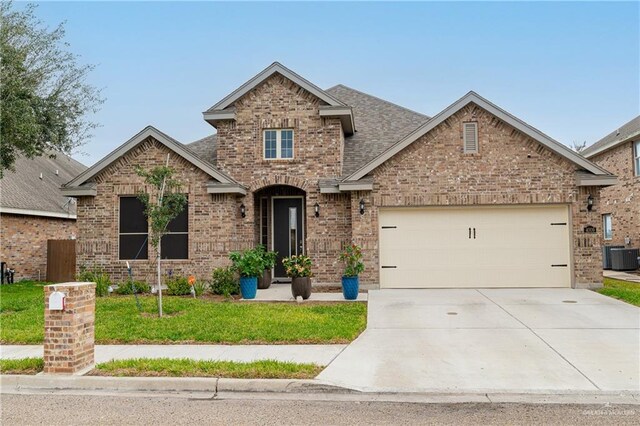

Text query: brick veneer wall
(355, 103), (603, 286)
(44, 282), (95, 374)
(589, 142), (640, 247)
(76, 137), (242, 283)
(0, 213), (77, 281)
(214, 74), (351, 283)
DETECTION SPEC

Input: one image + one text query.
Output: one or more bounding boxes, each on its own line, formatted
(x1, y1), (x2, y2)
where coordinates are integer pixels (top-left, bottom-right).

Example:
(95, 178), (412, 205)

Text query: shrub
(165, 275), (191, 296)
(77, 266), (111, 297)
(193, 280), (208, 297)
(282, 255), (313, 278)
(229, 248), (264, 277)
(211, 266), (239, 297)
(256, 245), (278, 271)
(339, 243), (365, 277)
(115, 281), (151, 295)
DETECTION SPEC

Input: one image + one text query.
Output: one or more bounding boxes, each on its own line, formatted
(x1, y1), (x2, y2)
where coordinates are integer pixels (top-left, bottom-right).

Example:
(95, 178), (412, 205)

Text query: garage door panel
(379, 206), (571, 288)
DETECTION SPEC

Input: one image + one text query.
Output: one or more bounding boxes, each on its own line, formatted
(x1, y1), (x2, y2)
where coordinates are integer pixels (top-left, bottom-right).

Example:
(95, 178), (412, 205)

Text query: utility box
(610, 248), (640, 271)
(602, 245), (625, 269)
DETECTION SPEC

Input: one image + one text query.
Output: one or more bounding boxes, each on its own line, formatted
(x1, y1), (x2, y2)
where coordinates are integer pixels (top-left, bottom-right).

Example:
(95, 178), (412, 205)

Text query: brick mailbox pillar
(44, 282), (96, 374)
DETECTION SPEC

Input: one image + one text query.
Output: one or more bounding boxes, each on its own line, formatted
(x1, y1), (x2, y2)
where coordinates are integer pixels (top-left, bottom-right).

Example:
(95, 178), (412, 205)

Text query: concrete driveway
(317, 288), (640, 393)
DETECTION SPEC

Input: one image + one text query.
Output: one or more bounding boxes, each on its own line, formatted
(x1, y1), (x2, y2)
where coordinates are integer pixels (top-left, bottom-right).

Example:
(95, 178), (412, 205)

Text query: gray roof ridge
(327, 83), (431, 119)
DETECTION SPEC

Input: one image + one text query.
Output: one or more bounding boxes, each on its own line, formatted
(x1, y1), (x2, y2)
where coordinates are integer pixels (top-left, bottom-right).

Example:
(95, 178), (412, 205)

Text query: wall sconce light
(587, 195), (593, 211)
(359, 199), (365, 215)
(314, 202), (320, 218)
(240, 203), (246, 218)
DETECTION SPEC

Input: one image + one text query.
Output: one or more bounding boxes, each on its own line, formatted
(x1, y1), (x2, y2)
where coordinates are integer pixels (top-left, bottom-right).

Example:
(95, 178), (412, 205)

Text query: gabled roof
(582, 115), (640, 158)
(344, 91), (612, 181)
(0, 152), (86, 218)
(63, 126), (244, 196)
(326, 84), (430, 176)
(205, 62), (346, 113)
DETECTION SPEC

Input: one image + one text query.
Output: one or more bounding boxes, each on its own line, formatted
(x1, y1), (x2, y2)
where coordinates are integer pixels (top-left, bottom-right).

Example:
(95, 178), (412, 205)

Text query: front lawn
(91, 358), (322, 379)
(0, 357), (43, 375)
(597, 277), (640, 307)
(0, 281), (367, 344)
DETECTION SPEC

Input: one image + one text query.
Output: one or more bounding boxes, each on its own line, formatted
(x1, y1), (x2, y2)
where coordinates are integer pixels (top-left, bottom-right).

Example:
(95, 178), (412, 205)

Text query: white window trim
(602, 214), (613, 241)
(263, 129), (294, 160)
(633, 140), (640, 177)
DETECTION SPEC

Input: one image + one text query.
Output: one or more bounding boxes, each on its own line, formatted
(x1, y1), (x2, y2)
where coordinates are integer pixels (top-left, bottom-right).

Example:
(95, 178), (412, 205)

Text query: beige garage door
(379, 205), (571, 288)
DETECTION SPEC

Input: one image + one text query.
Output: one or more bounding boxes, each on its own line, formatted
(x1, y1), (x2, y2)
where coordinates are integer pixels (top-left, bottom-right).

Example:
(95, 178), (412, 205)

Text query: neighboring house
(62, 62), (615, 288)
(582, 116), (640, 248)
(0, 153), (87, 280)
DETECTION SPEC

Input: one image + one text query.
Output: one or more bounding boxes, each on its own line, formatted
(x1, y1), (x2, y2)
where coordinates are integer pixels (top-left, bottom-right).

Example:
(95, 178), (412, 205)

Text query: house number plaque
(583, 225), (597, 233)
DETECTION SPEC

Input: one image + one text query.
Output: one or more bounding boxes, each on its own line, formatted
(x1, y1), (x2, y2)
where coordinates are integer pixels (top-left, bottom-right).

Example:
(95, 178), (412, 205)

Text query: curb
(0, 374), (350, 394)
(1, 375), (638, 405)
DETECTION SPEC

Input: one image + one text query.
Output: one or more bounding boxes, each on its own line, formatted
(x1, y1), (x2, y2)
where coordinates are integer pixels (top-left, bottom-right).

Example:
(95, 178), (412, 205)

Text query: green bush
(229, 247), (264, 277)
(165, 275), (192, 296)
(115, 281), (151, 295)
(211, 267), (239, 297)
(77, 266), (111, 297)
(193, 280), (208, 297)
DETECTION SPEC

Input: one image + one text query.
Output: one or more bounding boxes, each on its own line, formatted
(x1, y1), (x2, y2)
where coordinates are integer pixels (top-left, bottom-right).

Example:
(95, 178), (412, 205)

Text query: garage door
(379, 205), (571, 288)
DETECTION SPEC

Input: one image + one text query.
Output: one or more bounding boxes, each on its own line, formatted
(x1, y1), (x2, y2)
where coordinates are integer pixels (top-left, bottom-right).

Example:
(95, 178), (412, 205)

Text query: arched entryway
(253, 185), (306, 281)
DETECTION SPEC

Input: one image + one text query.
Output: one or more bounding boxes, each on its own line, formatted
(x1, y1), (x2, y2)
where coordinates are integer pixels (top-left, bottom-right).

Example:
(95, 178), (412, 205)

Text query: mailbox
(49, 291), (66, 311)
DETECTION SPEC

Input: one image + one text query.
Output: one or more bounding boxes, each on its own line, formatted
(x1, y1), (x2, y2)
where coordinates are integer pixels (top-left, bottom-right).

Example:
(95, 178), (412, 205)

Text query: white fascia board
(206, 183), (247, 195)
(338, 181), (373, 191)
(61, 186), (97, 197)
(203, 109), (237, 124)
(65, 126), (236, 189)
(319, 106), (355, 135)
(206, 62), (346, 112)
(319, 182), (341, 193)
(0, 206), (76, 219)
(583, 130), (640, 159)
(344, 91), (609, 181)
(576, 173), (618, 187)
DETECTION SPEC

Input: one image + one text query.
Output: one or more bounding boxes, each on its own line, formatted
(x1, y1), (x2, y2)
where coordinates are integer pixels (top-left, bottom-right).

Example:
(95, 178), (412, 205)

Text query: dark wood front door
(272, 197), (304, 278)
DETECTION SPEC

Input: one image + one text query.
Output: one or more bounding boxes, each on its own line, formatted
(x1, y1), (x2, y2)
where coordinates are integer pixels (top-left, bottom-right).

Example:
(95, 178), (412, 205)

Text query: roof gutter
(0, 206), (77, 219)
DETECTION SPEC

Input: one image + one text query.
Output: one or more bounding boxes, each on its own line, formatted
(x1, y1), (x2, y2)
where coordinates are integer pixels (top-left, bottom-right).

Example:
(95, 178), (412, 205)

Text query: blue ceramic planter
(240, 276), (257, 299)
(341, 276), (359, 300)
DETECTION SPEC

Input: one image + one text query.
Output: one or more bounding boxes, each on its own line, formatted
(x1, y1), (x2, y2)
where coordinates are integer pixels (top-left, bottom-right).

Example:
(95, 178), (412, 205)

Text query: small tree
(136, 154), (186, 317)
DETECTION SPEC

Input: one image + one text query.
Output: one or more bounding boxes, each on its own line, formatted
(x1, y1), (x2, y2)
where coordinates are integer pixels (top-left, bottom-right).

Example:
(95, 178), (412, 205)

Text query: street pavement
(2, 393), (638, 425)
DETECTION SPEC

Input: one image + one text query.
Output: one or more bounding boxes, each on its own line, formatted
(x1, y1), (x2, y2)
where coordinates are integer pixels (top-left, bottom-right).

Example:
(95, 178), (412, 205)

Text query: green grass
(597, 277), (640, 307)
(0, 357), (44, 374)
(91, 358), (322, 379)
(0, 281), (367, 344)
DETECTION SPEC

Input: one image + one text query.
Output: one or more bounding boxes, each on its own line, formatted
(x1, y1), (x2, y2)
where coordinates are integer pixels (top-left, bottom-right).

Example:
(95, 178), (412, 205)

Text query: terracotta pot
(291, 277), (311, 300)
(257, 269), (272, 289)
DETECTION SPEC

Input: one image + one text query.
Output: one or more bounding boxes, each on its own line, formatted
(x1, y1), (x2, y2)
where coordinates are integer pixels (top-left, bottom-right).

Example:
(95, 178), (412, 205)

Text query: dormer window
(264, 129), (294, 159)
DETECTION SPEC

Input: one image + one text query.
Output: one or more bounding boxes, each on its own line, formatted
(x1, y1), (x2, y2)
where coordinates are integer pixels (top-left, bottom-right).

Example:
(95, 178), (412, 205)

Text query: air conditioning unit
(602, 245), (624, 269)
(610, 248), (640, 271)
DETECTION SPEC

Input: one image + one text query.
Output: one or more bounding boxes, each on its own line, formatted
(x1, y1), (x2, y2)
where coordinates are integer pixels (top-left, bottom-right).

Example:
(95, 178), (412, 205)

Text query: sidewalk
(604, 269), (640, 283)
(0, 344), (346, 365)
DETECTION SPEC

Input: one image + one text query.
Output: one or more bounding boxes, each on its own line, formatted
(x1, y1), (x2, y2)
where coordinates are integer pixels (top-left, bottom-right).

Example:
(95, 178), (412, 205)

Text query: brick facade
(355, 104), (603, 286)
(74, 73), (604, 287)
(0, 213), (77, 281)
(44, 282), (95, 374)
(589, 142), (640, 248)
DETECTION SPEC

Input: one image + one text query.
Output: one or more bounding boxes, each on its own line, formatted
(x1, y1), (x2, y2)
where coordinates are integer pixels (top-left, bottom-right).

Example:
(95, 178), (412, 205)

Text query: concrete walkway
(604, 269), (640, 283)
(318, 288), (640, 393)
(248, 284), (368, 302)
(0, 344), (346, 365)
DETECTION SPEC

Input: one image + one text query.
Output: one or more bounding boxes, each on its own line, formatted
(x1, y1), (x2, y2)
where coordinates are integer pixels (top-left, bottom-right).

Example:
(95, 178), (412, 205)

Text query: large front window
(119, 197), (149, 260)
(634, 140), (640, 177)
(264, 129), (294, 159)
(161, 201), (188, 260)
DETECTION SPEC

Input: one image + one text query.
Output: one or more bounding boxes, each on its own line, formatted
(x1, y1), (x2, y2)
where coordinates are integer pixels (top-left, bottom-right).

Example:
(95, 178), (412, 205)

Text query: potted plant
(282, 255), (313, 300)
(256, 245), (278, 290)
(229, 247), (264, 299)
(339, 243), (364, 300)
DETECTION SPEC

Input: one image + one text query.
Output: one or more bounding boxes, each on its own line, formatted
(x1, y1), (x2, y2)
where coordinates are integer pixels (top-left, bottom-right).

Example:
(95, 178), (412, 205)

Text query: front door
(272, 197), (304, 279)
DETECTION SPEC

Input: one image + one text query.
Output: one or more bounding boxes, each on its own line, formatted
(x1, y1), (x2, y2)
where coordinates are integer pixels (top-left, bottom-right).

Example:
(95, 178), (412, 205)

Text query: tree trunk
(157, 246), (163, 317)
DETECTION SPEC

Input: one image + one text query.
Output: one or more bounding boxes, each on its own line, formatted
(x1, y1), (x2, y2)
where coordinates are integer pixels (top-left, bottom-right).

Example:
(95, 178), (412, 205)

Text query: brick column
(44, 282), (96, 374)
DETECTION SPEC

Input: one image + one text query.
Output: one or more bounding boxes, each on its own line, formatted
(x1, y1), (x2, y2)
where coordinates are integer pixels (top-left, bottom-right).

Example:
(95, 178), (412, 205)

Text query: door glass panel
(289, 207), (297, 256)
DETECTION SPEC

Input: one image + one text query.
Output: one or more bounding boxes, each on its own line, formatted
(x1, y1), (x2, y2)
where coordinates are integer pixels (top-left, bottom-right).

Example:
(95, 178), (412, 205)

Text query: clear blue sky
(30, 1), (639, 166)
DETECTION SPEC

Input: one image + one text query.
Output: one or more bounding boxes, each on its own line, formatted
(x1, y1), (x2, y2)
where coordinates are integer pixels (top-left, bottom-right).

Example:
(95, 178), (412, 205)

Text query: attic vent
(463, 122), (478, 153)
